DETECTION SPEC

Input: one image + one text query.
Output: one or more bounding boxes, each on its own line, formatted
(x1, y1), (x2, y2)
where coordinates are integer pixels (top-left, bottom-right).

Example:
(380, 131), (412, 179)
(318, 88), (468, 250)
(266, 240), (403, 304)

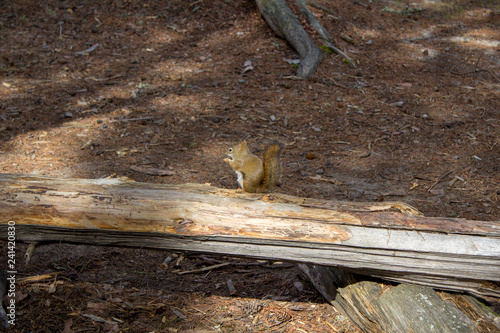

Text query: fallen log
(297, 265), (500, 333)
(0, 173), (499, 298)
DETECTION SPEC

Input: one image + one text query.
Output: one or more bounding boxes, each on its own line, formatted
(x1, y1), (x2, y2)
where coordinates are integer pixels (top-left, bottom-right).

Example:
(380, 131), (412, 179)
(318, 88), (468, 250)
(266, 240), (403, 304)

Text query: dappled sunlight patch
(447, 32), (500, 49)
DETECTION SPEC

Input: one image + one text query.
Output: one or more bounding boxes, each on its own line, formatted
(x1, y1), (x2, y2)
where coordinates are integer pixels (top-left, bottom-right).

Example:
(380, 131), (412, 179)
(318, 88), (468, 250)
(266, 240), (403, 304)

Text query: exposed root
(295, 0), (356, 67)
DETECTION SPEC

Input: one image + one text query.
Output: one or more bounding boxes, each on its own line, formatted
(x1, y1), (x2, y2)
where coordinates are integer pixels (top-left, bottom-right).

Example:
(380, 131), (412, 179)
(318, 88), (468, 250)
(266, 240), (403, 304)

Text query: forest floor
(0, 0), (499, 331)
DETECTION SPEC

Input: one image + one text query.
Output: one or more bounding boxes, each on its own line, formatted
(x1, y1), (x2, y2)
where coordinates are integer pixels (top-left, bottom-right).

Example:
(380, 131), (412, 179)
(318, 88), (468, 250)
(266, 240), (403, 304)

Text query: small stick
(82, 313), (115, 324)
(75, 43), (100, 56)
(450, 53), (500, 82)
(428, 171), (453, 191)
(176, 262), (230, 275)
(321, 74), (348, 89)
(169, 307), (188, 321)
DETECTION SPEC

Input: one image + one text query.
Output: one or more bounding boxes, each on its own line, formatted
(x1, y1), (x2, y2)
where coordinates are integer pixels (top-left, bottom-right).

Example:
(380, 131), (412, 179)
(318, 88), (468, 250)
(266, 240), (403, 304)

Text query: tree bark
(0, 173), (499, 298)
(255, 0), (323, 78)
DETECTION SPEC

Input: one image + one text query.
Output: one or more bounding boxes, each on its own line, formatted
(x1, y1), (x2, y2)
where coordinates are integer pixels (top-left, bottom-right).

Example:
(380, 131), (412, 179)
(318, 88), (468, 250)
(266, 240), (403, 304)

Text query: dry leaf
(429, 189), (445, 196)
(242, 60), (254, 73)
(62, 318), (74, 333)
(103, 322), (119, 332)
(48, 282), (56, 294)
(390, 101), (404, 107)
(87, 302), (107, 312)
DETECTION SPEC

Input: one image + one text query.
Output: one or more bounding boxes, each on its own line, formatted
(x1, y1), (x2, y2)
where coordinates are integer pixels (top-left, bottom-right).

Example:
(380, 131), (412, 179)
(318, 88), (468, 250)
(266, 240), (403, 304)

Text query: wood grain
(0, 173), (499, 297)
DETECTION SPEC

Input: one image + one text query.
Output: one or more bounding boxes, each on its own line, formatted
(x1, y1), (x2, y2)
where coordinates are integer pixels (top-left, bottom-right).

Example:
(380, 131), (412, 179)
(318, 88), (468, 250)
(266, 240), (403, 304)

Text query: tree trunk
(0, 173), (499, 298)
(255, 0), (323, 78)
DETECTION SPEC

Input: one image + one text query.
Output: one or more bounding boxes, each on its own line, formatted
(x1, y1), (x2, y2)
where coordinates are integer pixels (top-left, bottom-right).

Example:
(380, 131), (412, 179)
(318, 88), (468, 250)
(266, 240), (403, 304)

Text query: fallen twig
(321, 74), (348, 89)
(450, 53), (500, 82)
(112, 116), (156, 123)
(82, 313), (116, 324)
(308, 175), (342, 185)
(75, 43), (100, 56)
(19, 272), (60, 284)
(176, 262), (231, 275)
(170, 307), (188, 321)
(428, 170), (453, 192)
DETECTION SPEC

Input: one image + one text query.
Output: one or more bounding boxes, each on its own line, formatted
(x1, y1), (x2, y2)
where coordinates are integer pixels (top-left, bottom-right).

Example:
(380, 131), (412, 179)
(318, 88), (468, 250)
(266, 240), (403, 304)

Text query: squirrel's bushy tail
(260, 143), (282, 192)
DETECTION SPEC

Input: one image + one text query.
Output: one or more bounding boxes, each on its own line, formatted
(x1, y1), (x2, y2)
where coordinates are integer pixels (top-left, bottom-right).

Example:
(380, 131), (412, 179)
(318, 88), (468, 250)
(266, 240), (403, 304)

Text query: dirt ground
(0, 0), (499, 331)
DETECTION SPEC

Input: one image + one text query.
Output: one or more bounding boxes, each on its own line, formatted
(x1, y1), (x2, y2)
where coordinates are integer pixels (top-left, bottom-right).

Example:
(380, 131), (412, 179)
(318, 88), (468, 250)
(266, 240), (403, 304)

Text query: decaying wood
(0, 173), (499, 298)
(297, 264), (500, 333)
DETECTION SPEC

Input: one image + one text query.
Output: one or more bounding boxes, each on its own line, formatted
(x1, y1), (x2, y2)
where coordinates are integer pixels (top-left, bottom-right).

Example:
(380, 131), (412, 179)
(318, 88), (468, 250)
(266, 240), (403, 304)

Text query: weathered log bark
(0, 174), (499, 298)
(297, 265), (500, 333)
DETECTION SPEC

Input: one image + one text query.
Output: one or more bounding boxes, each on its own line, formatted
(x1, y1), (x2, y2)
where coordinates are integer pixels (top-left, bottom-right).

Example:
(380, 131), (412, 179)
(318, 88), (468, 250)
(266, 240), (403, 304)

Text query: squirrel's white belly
(235, 171), (244, 188)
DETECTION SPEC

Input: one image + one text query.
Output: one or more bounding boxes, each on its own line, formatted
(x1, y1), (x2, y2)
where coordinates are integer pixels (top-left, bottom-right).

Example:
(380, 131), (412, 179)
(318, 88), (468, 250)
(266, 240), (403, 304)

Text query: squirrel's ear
(240, 140), (247, 148)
